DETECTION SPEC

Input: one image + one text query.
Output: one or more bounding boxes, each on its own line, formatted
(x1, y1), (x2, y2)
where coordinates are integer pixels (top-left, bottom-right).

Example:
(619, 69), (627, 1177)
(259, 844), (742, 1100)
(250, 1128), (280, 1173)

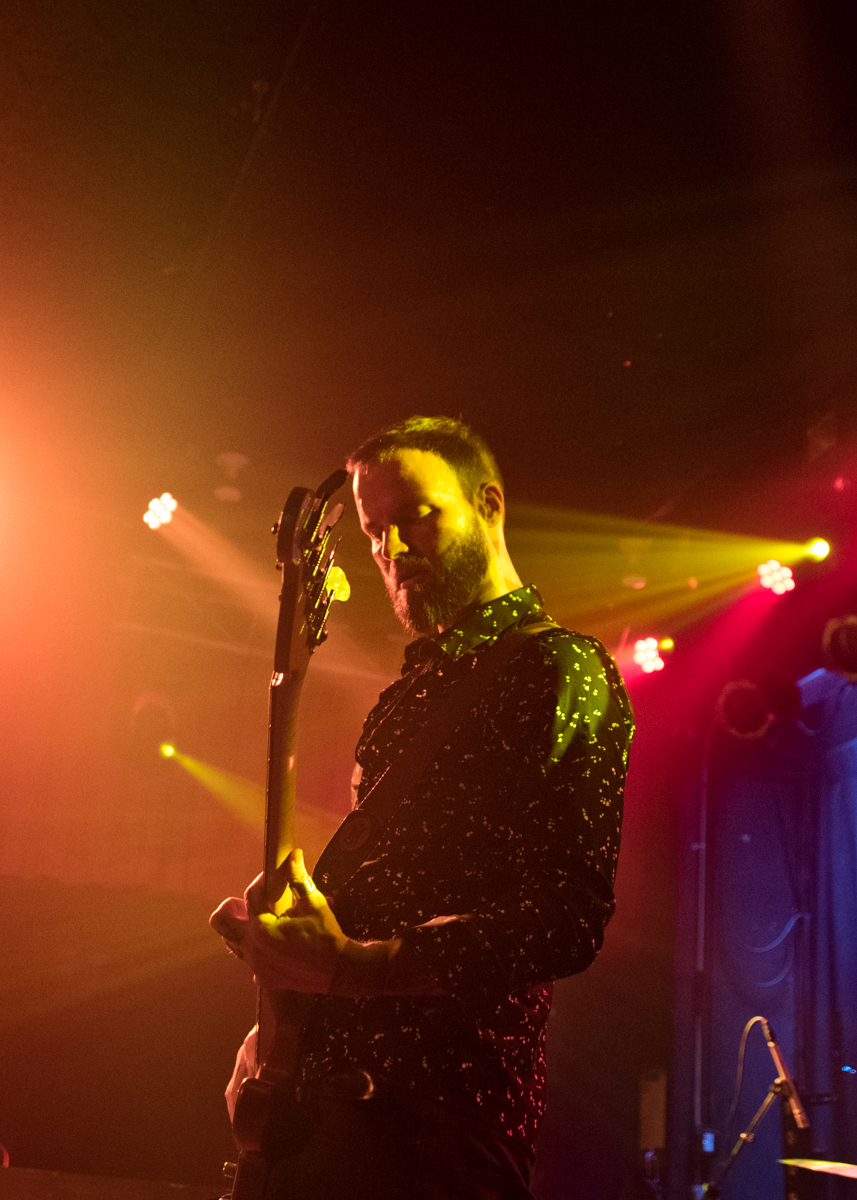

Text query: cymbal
(781, 1159), (857, 1180)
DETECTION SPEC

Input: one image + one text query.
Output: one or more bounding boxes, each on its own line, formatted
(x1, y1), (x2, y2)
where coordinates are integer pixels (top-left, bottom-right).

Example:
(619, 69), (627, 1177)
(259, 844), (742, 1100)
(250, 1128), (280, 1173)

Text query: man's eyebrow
(360, 500), (431, 533)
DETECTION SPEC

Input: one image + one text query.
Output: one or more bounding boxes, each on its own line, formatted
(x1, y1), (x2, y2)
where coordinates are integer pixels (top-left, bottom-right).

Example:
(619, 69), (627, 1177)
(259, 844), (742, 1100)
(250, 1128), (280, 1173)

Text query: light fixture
(757, 560), (795, 594)
(144, 493), (178, 529)
(806, 538), (830, 561)
(716, 680), (773, 739)
(125, 693), (176, 771)
(633, 637), (665, 673)
(716, 672), (801, 738)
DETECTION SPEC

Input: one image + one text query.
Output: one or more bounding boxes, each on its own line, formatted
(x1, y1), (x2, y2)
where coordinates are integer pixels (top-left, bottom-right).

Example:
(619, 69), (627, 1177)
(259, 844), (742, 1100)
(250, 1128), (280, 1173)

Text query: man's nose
(381, 525), (408, 560)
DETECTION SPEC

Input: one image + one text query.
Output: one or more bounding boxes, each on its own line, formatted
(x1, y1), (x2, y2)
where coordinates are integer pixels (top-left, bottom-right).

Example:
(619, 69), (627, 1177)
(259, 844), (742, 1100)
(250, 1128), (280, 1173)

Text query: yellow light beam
(505, 502), (817, 634)
(508, 502), (818, 552)
(157, 506), (278, 626)
(168, 751), (343, 850)
(172, 751), (266, 827)
(152, 507), (390, 683)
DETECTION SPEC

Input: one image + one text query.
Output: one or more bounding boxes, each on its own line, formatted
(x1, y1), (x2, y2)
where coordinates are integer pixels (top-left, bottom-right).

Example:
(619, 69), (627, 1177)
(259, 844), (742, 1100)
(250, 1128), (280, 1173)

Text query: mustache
(387, 555), (432, 578)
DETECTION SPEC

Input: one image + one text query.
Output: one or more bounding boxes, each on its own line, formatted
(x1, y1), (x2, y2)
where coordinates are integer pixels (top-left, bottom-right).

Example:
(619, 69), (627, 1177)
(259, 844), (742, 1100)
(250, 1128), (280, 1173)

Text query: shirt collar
(403, 585), (545, 670)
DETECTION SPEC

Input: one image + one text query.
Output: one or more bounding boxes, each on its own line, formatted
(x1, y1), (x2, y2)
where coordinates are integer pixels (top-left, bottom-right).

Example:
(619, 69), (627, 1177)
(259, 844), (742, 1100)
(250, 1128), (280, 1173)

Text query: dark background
(2, 1), (857, 1196)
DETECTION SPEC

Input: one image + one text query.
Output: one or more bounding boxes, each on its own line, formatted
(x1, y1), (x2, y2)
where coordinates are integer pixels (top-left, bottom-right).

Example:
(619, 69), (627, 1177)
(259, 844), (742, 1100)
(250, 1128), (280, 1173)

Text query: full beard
(386, 521), (492, 636)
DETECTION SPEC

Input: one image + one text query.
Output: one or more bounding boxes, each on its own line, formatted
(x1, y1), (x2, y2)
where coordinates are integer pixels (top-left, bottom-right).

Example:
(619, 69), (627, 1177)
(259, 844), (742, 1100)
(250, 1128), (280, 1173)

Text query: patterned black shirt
(301, 586), (633, 1152)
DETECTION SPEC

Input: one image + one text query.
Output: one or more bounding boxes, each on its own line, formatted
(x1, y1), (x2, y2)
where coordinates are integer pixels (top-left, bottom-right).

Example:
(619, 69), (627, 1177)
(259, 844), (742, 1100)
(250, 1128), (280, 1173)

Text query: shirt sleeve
(402, 631), (633, 1002)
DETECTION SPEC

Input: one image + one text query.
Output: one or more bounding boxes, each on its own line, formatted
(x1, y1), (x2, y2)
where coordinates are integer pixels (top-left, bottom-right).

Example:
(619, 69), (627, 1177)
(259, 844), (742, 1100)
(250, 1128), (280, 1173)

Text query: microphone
(762, 1020), (809, 1129)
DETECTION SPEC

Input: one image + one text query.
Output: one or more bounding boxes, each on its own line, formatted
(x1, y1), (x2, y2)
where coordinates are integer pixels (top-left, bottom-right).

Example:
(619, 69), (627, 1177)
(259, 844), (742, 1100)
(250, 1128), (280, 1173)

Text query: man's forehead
(353, 449), (463, 509)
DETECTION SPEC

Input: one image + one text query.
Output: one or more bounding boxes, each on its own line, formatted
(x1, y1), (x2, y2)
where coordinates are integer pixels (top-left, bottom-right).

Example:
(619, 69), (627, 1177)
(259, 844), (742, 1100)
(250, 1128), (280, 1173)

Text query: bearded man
(211, 416), (633, 1200)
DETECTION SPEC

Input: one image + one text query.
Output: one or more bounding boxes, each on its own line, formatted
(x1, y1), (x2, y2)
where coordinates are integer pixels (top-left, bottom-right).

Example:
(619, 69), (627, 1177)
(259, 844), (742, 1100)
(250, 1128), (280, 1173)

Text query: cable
(756, 940), (795, 989)
(725, 1015), (767, 1136)
(735, 911), (806, 953)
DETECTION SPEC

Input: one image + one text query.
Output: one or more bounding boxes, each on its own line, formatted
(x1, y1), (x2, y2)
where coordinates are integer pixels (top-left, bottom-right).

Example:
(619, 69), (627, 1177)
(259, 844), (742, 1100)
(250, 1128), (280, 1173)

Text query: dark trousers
(263, 1096), (535, 1200)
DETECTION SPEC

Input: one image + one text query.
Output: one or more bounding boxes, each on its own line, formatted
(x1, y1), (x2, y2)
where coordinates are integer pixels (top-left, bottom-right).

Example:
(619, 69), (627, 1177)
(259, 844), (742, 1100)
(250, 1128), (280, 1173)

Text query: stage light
(160, 742), (176, 758)
(806, 538), (830, 561)
(658, 637), (674, 651)
(633, 637), (665, 673)
(717, 680), (772, 739)
(716, 672), (801, 738)
(144, 492), (178, 529)
(757, 560), (795, 594)
(125, 693), (176, 771)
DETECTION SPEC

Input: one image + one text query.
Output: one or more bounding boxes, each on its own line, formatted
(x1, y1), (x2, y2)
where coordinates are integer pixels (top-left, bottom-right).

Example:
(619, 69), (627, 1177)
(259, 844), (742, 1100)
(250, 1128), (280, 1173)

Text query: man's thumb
(283, 847), (318, 901)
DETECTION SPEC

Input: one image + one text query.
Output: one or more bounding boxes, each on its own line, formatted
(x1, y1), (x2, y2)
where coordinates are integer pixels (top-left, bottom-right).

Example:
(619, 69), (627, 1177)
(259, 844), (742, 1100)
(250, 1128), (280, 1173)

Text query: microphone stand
(702, 1017), (810, 1197)
(701, 1076), (795, 1197)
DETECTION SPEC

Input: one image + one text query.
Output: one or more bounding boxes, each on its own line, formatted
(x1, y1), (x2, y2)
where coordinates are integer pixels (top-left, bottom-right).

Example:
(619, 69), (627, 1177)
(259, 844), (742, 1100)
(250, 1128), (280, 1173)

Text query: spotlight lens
(807, 538), (830, 561)
(758, 559), (795, 594)
(659, 637), (674, 651)
(160, 743), (176, 758)
(144, 493), (177, 529)
(632, 634), (666, 673)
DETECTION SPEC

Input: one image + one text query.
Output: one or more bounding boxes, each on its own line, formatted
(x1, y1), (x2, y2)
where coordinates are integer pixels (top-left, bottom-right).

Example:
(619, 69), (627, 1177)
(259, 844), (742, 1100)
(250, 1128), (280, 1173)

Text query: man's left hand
(209, 848), (348, 993)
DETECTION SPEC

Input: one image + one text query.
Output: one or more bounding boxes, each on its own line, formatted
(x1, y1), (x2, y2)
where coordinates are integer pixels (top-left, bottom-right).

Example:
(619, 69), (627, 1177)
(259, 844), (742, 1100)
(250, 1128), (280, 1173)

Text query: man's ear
(475, 481), (504, 527)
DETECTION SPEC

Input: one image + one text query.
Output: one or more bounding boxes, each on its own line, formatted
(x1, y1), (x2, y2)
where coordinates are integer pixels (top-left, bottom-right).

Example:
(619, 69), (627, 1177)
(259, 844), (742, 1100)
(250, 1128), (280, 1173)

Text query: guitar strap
(313, 617), (558, 893)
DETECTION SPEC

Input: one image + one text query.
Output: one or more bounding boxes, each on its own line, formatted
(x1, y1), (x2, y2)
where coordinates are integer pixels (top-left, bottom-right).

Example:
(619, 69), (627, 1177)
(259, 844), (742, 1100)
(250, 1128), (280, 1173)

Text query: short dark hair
(346, 416), (503, 499)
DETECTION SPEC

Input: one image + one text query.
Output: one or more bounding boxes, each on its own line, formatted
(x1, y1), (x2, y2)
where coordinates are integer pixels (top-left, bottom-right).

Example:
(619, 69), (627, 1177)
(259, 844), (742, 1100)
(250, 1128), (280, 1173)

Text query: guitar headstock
(272, 469), (351, 677)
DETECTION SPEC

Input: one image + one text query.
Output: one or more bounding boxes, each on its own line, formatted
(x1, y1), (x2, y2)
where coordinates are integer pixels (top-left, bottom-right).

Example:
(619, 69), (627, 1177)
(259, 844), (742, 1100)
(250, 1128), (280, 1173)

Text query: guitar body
(224, 471), (350, 1200)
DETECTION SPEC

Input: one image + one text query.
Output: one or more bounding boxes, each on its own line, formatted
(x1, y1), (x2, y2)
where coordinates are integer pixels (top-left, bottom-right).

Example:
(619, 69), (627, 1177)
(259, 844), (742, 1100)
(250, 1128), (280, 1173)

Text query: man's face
(353, 449), (492, 635)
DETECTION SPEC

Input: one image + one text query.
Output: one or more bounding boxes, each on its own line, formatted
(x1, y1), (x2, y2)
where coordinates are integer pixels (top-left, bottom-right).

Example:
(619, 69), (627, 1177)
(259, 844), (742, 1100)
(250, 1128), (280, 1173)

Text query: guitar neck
(263, 666), (307, 913)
